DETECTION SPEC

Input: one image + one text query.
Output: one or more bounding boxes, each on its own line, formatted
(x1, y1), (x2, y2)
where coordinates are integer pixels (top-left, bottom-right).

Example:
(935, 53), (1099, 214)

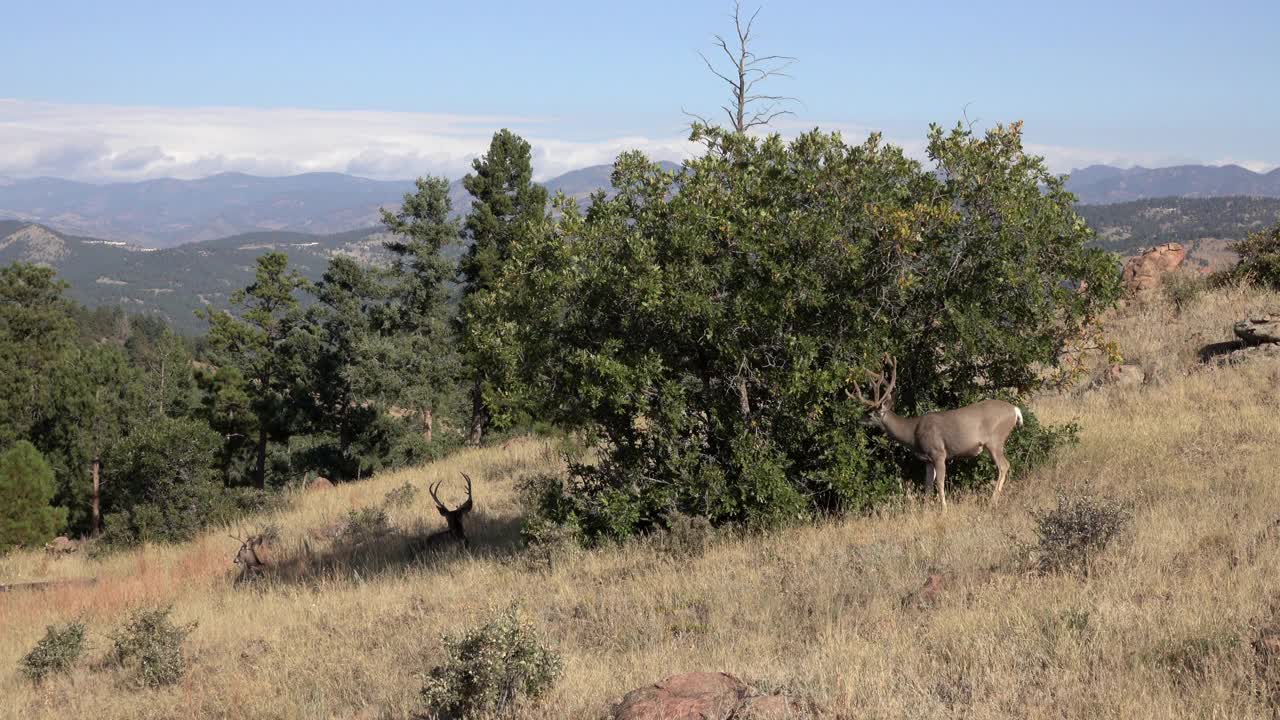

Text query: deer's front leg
(923, 463), (936, 500)
(930, 454), (948, 509)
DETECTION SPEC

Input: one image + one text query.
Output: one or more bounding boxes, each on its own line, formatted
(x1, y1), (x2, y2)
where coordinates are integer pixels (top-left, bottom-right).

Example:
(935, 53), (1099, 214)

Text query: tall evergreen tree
(377, 176), (461, 445)
(197, 253), (308, 489)
(0, 441), (67, 550)
(457, 130), (547, 444)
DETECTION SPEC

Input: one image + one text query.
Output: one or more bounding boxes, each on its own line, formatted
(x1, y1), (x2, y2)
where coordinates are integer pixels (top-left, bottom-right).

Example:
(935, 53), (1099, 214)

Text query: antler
(847, 353), (898, 408)
(429, 480), (447, 512)
(457, 472), (474, 515)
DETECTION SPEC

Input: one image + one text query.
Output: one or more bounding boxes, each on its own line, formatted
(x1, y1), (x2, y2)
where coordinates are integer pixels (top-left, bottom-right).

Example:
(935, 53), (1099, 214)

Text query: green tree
(99, 416), (222, 545)
(457, 130), (548, 444)
(0, 264), (78, 450)
(1217, 220), (1280, 289)
(0, 441), (67, 550)
(197, 253), (308, 488)
(377, 176), (461, 446)
(499, 122), (1119, 543)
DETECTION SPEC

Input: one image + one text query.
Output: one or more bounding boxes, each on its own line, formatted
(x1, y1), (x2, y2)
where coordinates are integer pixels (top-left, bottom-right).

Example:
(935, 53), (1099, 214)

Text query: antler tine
(429, 479), (447, 511)
(882, 354), (898, 399)
(458, 472), (474, 514)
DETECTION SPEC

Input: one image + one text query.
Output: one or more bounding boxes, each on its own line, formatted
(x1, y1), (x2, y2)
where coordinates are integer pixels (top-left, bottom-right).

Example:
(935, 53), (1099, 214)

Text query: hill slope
(3, 284), (1279, 719)
(0, 222), (393, 333)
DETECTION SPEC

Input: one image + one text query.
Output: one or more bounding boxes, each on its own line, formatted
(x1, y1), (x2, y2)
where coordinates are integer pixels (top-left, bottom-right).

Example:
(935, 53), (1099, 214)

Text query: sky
(3, 0), (1278, 182)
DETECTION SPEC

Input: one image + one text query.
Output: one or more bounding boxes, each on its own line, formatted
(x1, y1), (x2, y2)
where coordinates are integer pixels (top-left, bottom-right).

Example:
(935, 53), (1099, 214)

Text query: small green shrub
(419, 605), (562, 719)
(1161, 270), (1207, 314)
(1027, 492), (1132, 576)
(342, 507), (392, 544)
(650, 511), (717, 558)
(383, 482), (420, 509)
(19, 622), (86, 683)
(110, 606), (195, 688)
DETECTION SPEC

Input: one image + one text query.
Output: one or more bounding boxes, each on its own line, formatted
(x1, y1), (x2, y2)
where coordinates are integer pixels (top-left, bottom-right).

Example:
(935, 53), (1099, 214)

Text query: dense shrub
(99, 417), (223, 546)
(19, 622), (86, 684)
(1214, 221), (1280, 290)
(109, 606), (195, 688)
(419, 606), (562, 719)
(0, 441), (67, 551)
(1027, 492), (1132, 575)
(499, 122), (1118, 543)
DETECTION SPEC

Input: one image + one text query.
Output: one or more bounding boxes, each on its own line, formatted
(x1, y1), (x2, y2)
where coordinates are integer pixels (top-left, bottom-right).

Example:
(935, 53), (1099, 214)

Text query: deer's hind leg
(988, 444), (1011, 505)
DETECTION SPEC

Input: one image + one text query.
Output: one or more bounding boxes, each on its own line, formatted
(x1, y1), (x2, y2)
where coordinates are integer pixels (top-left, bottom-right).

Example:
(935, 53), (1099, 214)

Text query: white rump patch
(1014, 407), (1024, 427)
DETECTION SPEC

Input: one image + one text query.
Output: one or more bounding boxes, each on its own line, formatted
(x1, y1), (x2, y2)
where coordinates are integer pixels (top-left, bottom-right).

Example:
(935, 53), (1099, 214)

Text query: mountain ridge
(0, 162), (679, 249)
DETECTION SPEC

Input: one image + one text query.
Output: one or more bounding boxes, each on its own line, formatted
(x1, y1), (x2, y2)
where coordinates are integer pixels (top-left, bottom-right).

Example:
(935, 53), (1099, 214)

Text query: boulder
(1121, 243), (1187, 293)
(1235, 314), (1280, 346)
(306, 476), (334, 492)
(44, 536), (78, 555)
(611, 672), (807, 720)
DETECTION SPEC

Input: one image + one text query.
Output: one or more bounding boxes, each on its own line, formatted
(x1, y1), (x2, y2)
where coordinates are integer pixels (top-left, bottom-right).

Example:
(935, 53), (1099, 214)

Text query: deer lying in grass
(850, 354), (1023, 508)
(231, 531), (279, 580)
(413, 473), (475, 553)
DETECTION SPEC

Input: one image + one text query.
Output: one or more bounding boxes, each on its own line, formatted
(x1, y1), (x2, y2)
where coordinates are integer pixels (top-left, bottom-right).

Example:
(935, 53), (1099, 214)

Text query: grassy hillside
(2, 285), (1279, 719)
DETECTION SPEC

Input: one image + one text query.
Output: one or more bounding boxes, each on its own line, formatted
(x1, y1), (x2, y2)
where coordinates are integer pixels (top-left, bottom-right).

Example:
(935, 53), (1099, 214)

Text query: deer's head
(430, 473), (474, 547)
(847, 353), (897, 429)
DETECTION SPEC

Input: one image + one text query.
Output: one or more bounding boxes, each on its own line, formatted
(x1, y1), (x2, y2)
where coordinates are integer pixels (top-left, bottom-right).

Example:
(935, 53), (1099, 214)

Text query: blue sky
(3, 0), (1278, 180)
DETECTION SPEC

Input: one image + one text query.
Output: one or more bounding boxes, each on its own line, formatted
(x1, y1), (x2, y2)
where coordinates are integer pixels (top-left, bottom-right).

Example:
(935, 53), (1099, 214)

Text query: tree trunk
(467, 376), (486, 446)
(254, 426), (268, 490)
(91, 456), (101, 535)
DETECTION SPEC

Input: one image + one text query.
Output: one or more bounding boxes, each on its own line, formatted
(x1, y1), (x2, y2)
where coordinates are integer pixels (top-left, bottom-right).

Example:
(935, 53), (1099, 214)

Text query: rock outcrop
(1121, 243), (1187, 293)
(1235, 313), (1280, 346)
(611, 672), (808, 720)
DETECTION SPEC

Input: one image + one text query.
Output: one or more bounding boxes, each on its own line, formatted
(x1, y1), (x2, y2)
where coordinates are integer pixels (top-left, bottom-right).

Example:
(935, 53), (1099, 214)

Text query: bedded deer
(849, 354), (1023, 508)
(414, 472), (475, 552)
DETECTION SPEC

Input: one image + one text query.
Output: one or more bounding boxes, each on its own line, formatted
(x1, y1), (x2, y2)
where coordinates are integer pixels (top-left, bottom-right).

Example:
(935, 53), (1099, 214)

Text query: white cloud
(0, 99), (1273, 183)
(0, 99), (699, 182)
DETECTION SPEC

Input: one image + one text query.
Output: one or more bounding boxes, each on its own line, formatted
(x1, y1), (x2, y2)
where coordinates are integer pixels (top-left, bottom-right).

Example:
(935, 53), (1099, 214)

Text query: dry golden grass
(3, 284), (1280, 719)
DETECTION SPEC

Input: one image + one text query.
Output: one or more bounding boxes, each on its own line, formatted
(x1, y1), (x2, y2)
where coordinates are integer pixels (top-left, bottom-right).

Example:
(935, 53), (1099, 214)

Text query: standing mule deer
(849, 355), (1023, 508)
(416, 472), (475, 552)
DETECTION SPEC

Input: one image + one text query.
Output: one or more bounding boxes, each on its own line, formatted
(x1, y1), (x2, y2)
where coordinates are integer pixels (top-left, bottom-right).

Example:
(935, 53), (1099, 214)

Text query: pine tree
(377, 176), (461, 446)
(457, 130), (547, 444)
(197, 253), (308, 489)
(0, 441), (67, 550)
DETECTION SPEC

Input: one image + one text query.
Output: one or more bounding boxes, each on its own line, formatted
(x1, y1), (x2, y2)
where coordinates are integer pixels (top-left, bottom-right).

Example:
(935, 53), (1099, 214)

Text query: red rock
(1121, 243), (1187, 293)
(612, 673), (806, 720)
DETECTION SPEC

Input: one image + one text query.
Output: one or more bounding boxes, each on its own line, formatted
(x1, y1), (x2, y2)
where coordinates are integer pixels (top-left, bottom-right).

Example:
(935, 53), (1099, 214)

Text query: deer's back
(916, 399), (1020, 457)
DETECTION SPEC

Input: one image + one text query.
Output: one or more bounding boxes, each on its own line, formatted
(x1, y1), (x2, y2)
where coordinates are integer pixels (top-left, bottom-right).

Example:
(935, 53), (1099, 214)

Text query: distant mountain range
(1064, 164), (1280, 204)
(0, 162), (676, 249)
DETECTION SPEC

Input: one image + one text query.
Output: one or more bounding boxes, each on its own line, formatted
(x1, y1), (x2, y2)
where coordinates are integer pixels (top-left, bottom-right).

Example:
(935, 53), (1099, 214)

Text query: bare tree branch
(691, 2), (798, 134)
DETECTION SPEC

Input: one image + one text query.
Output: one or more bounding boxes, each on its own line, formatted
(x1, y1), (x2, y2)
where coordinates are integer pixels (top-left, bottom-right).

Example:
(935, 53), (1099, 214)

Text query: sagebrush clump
(341, 507), (392, 544)
(383, 481), (419, 509)
(419, 606), (562, 719)
(1027, 492), (1132, 576)
(19, 622), (86, 684)
(109, 606), (195, 688)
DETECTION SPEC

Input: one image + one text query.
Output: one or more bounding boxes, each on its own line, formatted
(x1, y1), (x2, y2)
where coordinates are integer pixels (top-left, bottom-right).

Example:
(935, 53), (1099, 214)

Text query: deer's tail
(1014, 406), (1024, 428)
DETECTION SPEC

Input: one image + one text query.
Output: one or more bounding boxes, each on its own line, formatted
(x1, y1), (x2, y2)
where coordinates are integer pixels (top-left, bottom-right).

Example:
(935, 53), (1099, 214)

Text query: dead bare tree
(688, 1), (797, 134)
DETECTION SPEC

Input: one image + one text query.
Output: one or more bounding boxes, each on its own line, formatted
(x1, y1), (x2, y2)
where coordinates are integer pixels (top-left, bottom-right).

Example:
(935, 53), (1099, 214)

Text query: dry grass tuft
(3, 284), (1280, 719)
